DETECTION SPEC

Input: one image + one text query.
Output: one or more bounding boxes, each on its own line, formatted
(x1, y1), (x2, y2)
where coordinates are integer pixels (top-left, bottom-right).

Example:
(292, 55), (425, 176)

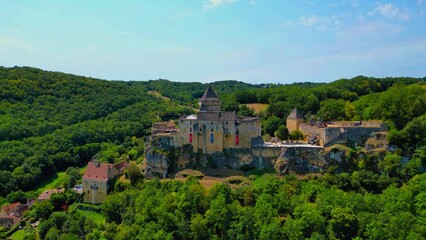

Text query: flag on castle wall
(210, 133), (214, 143)
(189, 134), (193, 143)
(236, 135), (239, 145)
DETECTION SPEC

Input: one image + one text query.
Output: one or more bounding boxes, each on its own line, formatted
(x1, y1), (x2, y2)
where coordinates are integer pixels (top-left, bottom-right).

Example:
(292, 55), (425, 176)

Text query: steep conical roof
(287, 108), (303, 120)
(199, 85), (220, 103)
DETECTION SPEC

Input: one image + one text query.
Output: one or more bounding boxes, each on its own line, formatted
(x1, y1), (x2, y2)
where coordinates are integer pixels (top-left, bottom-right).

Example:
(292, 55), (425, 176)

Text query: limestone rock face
(274, 147), (326, 174)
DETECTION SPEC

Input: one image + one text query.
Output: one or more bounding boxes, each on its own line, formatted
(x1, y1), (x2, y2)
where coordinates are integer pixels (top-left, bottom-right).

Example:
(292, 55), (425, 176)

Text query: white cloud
(0, 36), (31, 51)
(330, 0), (359, 8)
(375, 3), (410, 21)
(300, 16), (320, 27)
(336, 21), (403, 45)
(169, 9), (193, 20)
(204, 0), (237, 10)
(282, 15), (345, 30)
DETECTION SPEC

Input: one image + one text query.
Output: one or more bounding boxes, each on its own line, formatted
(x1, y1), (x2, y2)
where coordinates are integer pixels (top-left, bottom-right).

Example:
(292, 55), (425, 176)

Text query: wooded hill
(1, 66), (425, 239)
(0, 66), (425, 198)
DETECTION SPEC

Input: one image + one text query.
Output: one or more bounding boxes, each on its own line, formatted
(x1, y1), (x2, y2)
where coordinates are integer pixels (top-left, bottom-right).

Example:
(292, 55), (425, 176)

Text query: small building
(82, 161), (126, 204)
(0, 215), (19, 231)
(37, 188), (64, 202)
(0, 200), (34, 231)
(1, 200), (34, 218)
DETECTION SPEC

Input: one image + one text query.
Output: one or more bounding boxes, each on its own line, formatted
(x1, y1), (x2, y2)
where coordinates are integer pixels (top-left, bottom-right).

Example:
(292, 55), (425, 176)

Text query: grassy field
(76, 209), (105, 223)
(9, 229), (25, 240)
(244, 103), (268, 113)
(147, 90), (171, 102)
(28, 172), (67, 195)
(26, 165), (87, 197)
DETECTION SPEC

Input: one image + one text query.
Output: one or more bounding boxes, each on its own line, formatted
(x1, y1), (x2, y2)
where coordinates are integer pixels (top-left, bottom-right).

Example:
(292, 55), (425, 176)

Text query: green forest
(0, 66), (425, 239)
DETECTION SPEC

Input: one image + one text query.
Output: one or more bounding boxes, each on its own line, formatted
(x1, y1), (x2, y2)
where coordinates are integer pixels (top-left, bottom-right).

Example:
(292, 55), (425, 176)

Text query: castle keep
(173, 86), (262, 154)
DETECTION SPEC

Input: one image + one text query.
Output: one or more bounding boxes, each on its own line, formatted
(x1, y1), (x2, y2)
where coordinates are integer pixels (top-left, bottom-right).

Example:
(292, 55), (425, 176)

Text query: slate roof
(198, 86), (220, 103)
(198, 111), (220, 121)
(197, 111), (236, 122)
(287, 108), (303, 120)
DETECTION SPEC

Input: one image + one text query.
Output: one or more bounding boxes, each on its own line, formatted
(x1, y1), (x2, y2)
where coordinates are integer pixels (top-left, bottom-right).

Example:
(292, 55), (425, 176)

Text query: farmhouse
(82, 161), (127, 204)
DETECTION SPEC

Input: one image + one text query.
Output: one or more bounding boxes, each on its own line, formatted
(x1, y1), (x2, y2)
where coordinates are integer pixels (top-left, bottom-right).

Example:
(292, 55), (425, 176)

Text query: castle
(170, 86), (262, 154)
(145, 86), (387, 177)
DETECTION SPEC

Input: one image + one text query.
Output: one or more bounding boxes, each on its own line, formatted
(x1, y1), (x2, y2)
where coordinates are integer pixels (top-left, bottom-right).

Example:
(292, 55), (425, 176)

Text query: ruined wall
(299, 124), (326, 145)
(299, 122), (387, 147)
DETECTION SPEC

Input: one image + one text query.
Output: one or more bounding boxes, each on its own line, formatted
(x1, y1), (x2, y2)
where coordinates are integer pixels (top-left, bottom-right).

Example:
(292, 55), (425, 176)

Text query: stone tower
(198, 86), (221, 112)
(286, 108), (303, 133)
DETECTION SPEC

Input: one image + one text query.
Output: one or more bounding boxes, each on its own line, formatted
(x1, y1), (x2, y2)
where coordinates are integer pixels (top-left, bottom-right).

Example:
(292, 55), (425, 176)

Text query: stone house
(82, 161), (127, 204)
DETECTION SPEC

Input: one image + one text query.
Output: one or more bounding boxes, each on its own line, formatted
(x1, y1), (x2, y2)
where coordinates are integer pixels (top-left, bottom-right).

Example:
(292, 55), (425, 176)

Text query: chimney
(94, 160), (100, 167)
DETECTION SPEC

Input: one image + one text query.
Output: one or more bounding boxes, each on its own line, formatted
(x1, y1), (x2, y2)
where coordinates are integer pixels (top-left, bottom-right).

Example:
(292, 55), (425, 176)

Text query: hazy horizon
(1, 0), (425, 84)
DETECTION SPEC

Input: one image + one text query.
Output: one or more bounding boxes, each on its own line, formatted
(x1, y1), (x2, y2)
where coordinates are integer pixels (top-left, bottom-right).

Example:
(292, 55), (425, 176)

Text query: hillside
(0, 67), (425, 198)
(1, 67), (425, 239)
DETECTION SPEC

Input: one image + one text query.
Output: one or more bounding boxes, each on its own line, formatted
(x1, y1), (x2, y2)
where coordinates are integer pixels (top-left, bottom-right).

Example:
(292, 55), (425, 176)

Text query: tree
(30, 200), (54, 220)
(6, 190), (27, 203)
(65, 167), (81, 189)
(206, 195), (230, 238)
(263, 116), (281, 136)
(275, 125), (289, 140)
(290, 130), (304, 140)
(316, 99), (348, 121)
(50, 193), (67, 211)
(238, 105), (255, 117)
(127, 164), (141, 186)
(379, 153), (401, 178)
(190, 214), (209, 240)
(327, 207), (358, 240)
(0, 170), (17, 196)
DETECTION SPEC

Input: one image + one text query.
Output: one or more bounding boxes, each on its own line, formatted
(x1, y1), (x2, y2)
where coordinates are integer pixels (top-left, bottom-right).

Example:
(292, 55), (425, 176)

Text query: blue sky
(1, 0), (425, 83)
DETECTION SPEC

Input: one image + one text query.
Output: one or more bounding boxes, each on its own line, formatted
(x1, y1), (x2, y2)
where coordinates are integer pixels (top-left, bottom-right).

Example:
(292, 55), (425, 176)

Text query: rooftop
(38, 189), (64, 201)
(287, 108), (303, 120)
(83, 161), (113, 182)
(198, 85), (220, 103)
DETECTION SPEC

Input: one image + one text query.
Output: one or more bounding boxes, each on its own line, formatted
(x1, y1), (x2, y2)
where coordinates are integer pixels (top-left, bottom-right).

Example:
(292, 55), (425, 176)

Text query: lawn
(76, 209), (105, 224)
(27, 165), (87, 196)
(244, 103), (268, 113)
(9, 229), (26, 240)
(28, 171), (68, 195)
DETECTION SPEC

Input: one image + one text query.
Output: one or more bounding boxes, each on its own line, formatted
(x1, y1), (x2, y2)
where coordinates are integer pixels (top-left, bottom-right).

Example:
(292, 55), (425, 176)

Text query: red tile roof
(83, 162), (113, 182)
(1, 202), (20, 214)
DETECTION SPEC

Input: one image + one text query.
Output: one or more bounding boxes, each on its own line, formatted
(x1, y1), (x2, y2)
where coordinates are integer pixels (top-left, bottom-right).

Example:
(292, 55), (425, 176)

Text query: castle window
(226, 121), (228, 125)
(211, 122), (213, 125)
(211, 128), (214, 132)
(190, 128), (192, 133)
